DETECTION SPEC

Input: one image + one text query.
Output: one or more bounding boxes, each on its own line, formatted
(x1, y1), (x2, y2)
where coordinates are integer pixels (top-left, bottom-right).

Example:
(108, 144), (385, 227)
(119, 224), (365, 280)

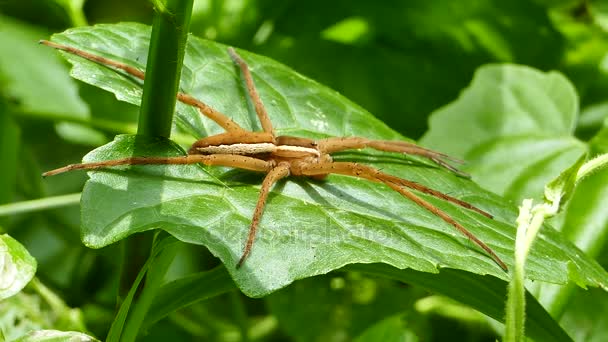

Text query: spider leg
(40, 40), (244, 133)
(227, 48), (275, 136)
(317, 137), (469, 177)
(189, 131), (275, 153)
(297, 160), (490, 217)
(295, 161), (507, 271)
(382, 177), (492, 219)
(43, 154), (274, 177)
(237, 163), (291, 268)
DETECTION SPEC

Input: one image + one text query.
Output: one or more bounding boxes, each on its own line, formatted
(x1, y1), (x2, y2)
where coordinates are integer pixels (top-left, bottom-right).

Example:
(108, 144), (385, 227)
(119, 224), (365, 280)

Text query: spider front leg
(227, 48), (275, 137)
(237, 162), (291, 268)
(43, 154), (274, 176)
(294, 161), (508, 271)
(317, 137), (469, 177)
(40, 40), (245, 133)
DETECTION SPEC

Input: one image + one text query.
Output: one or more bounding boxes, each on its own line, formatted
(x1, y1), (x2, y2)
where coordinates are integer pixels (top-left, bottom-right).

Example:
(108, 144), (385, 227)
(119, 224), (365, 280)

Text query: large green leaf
(422, 64), (586, 201)
(47, 23), (608, 297)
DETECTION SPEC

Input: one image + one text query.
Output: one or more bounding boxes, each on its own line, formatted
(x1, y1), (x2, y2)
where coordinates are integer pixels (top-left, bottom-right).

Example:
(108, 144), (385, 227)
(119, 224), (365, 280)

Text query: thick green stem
(506, 199), (559, 341)
(137, 0), (193, 137)
(117, 0), (193, 339)
(505, 199), (532, 342)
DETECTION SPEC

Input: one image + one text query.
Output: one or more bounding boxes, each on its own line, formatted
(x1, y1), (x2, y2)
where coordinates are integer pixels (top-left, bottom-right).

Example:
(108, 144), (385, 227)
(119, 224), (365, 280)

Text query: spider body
(41, 40), (508, 271)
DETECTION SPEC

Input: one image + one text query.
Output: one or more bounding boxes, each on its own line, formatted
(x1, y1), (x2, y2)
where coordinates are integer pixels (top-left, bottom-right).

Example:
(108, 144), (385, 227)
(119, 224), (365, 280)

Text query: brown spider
(41, 40), (508, 271)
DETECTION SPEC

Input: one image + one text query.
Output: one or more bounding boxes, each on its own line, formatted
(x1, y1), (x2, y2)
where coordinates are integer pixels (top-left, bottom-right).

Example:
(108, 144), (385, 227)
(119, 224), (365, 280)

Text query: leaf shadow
(292, 178), (405, 223)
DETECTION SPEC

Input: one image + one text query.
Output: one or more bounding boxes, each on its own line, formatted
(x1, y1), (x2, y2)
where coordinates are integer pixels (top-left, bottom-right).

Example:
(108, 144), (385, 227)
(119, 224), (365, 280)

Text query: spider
(41, 40), (508, 271)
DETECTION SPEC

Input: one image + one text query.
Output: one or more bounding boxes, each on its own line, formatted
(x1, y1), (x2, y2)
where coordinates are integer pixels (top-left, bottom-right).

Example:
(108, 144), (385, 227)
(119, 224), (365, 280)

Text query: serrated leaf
(0, 234), (36, 300)
(422, 64), (586, 201)
(48, 23), (608, 297)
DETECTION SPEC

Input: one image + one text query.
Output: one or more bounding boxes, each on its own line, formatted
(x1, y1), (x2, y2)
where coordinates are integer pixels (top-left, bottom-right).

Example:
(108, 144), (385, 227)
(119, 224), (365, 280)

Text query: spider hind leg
(317, 137), (470, 178)
(295, 161), (507, 271)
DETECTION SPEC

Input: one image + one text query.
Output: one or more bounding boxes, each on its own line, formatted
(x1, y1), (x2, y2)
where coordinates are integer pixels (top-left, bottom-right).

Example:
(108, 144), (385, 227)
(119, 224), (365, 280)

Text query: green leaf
(544, 154), (587, 209)
(0, 234), (36, 300)
(590, 118), (608, 155)
(559, 288), (608, 342)
(106, 234), (178, 342)
(49, 23), (608, 297)
(422, 64), (586, 201)
(143, 266), (236, 329)
(350, 264), (573, 342)
(0, 15), (88, 121)
(13, 330), (99, 342)
(590, 0), (608, 33)
(265, 272), (423, 341)
(354, 314), (419, 342)
(538, 127), (608, 316)
(245, 0), (563, 138)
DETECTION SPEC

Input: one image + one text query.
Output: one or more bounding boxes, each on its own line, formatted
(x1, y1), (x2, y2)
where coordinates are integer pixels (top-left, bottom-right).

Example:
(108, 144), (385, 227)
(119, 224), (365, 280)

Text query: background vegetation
(1, 0), (608, 341)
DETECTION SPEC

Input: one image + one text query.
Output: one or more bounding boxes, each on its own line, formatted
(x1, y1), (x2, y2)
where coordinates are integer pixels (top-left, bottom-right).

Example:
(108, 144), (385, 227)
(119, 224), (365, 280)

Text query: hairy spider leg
(227, 48), (275, 137)
(39, 40), (244, 133)
(294, 161), (508, 271)
(317, 137), (469, 177)
(42, 154), (274, 177)
(237, 162), (291, 268)
(387, 177), (492, 218)
(188, 132), (275, 154)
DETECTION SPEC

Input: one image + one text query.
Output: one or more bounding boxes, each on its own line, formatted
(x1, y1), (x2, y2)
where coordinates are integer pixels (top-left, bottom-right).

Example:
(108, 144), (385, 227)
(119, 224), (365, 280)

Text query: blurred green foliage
(1, 0), (608, 341)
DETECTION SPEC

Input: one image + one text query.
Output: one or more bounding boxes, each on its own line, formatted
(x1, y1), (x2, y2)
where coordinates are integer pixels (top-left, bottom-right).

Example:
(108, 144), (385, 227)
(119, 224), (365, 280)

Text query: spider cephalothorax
(41, 41), (508, 271)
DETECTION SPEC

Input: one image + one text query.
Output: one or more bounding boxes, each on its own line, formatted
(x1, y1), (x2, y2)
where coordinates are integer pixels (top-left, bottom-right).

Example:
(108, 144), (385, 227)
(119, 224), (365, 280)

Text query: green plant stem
(505, 199), (532, 342)
(118, 0), (193, 340)
(506, 198), (559, 341)
(121, 236), (179, 342)
(0, 193), (81, 217)
(66, 4), (88, 27)
(576, 153), (608, 181)
(138, 0), (193, 137)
